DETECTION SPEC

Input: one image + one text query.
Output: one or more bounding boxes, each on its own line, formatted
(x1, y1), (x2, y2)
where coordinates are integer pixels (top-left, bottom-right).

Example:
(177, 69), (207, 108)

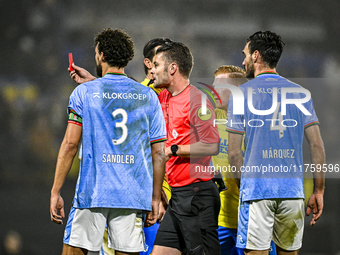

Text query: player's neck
(167, 77), (190, 96)
(254, 66), (277, 77)
(102, 65), (125, 76)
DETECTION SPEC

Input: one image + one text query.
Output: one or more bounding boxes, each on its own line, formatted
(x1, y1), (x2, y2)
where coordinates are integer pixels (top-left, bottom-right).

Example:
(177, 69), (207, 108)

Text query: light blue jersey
(226, 73), (319, 201)
(68, 73), (166, 210)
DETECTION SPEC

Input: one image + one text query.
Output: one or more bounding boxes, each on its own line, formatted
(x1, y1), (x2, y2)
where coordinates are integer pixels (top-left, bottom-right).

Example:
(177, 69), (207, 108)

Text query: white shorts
(63, 207), (145, 252)
(237, 198), (304, 251)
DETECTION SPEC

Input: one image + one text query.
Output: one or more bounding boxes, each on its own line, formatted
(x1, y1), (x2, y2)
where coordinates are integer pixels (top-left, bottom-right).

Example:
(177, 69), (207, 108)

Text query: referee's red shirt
(159, 85), (220, 187)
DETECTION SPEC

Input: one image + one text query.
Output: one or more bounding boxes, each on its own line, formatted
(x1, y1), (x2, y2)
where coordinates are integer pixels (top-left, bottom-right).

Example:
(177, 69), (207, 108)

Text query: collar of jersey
(255, 71), (279, 78)
(104, 72), (127, 77)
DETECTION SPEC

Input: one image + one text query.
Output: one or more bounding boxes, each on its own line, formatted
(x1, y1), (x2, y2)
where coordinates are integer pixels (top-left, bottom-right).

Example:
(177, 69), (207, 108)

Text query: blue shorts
(218, 226), (244, 255)
(218, 226), (277, 255)
(140, 219), (160, 255)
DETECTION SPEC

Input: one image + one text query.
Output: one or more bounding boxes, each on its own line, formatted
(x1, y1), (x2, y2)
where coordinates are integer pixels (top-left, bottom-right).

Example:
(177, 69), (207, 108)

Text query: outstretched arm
(50, 123), (82, 224)
(305, 125), (325, 226)
(69, 63), (96, 84)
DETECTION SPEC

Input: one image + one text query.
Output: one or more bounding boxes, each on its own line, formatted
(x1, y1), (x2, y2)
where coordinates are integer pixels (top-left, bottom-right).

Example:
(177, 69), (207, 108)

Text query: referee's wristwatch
(171, 144), (179, 157)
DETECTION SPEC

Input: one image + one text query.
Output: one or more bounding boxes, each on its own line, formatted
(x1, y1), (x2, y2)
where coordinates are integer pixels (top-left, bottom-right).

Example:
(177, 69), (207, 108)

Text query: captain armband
(68, 110), (82, 126)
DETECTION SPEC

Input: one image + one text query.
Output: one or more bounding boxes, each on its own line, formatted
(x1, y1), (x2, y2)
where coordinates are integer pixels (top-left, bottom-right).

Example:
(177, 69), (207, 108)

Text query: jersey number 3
(112, 108), (128, 145)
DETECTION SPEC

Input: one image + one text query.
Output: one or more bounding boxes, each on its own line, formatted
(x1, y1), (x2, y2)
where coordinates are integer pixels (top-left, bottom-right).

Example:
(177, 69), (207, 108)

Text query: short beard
(96, 64), (103, 77)
(246, 62), (255, 79)
(246, 70), (255, 79)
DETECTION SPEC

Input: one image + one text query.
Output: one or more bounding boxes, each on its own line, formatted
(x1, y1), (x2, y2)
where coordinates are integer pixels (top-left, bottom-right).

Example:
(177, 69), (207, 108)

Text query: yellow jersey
(212, 109), (242, 229)
(141, 78), (163, 95)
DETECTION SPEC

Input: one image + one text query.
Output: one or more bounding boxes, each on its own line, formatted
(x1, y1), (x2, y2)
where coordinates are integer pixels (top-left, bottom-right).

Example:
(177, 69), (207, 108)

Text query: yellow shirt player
(213, 108), (240, 230)
(141, 78), (163, 95)
(212, 65), (277, 255)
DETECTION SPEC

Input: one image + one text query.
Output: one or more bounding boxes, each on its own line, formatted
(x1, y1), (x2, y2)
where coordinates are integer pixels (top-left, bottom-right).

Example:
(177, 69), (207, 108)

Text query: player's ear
(144, 58), (152, 69)
(252, 50), (259, 63)
(169, 63), (177, 75)
(100, 52), (105, 62)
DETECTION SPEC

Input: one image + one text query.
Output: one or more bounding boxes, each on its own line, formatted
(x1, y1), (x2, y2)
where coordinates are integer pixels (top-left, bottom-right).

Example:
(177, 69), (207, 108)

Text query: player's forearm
(310, 142), (326, 193)
(176, 142), (219, 158)
(51, 140), (78, 195)
(151, 142), (166, 201)
(305, 125), (326, 193)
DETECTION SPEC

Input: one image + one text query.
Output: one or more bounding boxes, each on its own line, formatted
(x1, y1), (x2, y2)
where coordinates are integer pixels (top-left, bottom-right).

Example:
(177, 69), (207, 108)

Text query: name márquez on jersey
(262, 148), (295, 159)
(102, 154), (135, 164)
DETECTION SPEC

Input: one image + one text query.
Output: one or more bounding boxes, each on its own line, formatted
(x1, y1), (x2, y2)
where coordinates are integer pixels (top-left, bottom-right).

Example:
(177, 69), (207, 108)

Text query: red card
(69, 53), (74, 71)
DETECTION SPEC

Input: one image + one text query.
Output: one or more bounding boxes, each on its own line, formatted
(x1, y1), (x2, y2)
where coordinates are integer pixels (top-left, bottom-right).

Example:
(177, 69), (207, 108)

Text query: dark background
(1, 0), (340, 254)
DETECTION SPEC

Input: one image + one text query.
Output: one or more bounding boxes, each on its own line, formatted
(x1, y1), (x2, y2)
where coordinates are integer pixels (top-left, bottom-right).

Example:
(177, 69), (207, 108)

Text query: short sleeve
(149, 91), (167, 144)
(303, 97), (319, 128)
(67, 85), (87, 117)
(190, 94), (220, 143)
(226, 93), (245, 134)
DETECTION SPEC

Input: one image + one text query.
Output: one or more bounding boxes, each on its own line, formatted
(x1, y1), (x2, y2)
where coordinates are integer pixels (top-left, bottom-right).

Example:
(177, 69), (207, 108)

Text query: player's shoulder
(239, 74), (302, 88)
(280, 77), (304, 88)
(81, 77), (103, 89)
(238, 78), (253, 91)
(140, 78), (150, 86)
(71, 82), (90, 96)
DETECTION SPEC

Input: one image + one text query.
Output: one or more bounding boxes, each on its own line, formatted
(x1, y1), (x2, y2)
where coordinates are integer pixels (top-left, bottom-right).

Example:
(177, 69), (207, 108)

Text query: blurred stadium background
(1, 0), (340, 254)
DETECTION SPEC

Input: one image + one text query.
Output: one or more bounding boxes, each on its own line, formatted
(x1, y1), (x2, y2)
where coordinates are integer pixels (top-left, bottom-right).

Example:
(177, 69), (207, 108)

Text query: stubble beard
(154, 67), (169, 88)
(246, 62), (255, 79)
(96, 64), (103, 77)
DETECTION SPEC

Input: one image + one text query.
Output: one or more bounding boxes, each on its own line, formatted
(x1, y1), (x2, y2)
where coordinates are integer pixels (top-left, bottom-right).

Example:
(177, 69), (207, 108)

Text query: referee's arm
(171, 142), (219, 158)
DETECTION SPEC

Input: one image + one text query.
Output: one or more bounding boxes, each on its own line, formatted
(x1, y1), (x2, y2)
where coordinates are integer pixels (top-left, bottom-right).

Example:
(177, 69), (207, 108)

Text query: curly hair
(94, 28), (134, 69)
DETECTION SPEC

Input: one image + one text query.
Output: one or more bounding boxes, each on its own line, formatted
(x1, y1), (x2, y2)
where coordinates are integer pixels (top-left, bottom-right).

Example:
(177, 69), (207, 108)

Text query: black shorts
(154, 180), (221, 255)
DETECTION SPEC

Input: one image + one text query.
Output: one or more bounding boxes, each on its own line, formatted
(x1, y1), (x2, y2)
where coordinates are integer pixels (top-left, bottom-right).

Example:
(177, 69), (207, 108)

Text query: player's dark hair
(156, 41), (193, 78)
(247, 31), (285, 69)
(143, 38), (173, 75)
(95, 28), (134, 69)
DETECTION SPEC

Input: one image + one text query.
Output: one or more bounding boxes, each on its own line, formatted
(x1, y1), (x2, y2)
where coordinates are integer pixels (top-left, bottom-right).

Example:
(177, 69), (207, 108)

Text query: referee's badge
(197, 107), (212, 121)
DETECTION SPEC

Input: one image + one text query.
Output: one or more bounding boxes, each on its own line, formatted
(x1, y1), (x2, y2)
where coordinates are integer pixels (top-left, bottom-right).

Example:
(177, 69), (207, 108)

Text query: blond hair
(214, 65), (245, 77)
(214, 65), (247, 86)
